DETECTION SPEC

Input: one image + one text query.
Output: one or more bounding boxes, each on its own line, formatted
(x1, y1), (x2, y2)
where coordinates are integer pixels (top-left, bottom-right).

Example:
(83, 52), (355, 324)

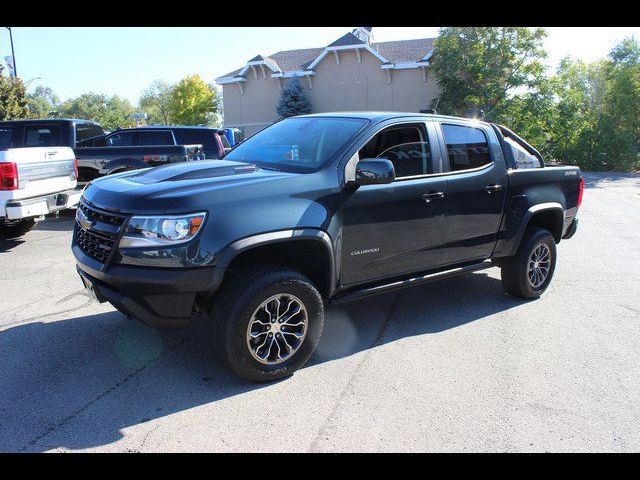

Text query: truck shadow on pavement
(0, 270), (527, 452)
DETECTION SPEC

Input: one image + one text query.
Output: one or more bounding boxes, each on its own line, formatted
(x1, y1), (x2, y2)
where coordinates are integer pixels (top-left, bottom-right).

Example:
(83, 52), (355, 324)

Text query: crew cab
(72, 112), (583, 382)
(1, 122), (80, 237)
(103, 125), (230, 159)
(0, 119), (206, 187)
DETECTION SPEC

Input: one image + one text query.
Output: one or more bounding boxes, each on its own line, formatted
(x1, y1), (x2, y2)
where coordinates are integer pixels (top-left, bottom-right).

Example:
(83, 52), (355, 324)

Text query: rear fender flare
(510, 202), (564, 256)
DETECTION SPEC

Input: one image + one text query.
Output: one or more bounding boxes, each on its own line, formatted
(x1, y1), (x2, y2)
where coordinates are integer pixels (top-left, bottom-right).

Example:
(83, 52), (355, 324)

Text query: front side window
(359, 124), (432, 177)
(441, 124), (491, 172)
(107, 132), (136, 146)
(224, 117), (368, 173)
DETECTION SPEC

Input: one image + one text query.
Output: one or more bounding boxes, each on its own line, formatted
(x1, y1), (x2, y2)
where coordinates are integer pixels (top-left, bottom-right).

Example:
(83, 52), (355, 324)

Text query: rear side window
(441, 124), (491, 172)
(23, 125), (64, 147)
(139, 130), (174, 145)
(173, 129), (216, 149)
(107, 131), (136, 146)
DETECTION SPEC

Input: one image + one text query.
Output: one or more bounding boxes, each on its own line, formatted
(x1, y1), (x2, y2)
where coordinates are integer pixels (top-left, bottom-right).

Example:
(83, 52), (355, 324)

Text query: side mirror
(355, 158), (395, 186)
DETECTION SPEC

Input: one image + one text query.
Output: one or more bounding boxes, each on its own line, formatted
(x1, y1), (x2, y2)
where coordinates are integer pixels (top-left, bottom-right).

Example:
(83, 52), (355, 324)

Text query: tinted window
(75, 123), (104, 146)
(441, 124), (491, 171)
(0, 128), (13, 149)
(24, 125), (64, 147)
(107, 132), (136, 146)
(173, 129), (215, 149)
(359, 125), (432, 177)
(224, 117), (368, 173)
(139, 130), (174, 145)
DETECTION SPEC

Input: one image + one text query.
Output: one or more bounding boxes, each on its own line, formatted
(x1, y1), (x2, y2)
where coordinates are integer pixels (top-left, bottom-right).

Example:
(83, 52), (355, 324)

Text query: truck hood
(83, 160), (300, 213)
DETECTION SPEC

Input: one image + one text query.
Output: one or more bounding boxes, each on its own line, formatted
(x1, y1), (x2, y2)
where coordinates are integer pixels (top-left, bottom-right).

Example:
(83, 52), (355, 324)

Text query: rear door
(436, 121), (507, 264)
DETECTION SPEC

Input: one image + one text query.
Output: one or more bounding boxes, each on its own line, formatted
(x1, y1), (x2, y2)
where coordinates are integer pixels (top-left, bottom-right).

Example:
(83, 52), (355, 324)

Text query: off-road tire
(501, 227), (557, 299)
(212, 265), (324, 382)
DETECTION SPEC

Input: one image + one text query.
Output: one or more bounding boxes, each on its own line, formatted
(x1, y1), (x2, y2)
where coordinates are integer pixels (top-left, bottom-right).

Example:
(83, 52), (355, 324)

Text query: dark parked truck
(72, 113), (583, 382)
(102, 125), (229, 159)
(0, 119), (206, 187)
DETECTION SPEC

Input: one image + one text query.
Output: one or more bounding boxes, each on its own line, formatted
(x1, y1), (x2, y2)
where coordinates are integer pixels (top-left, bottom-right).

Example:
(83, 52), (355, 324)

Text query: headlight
(119, 212), (207, 248)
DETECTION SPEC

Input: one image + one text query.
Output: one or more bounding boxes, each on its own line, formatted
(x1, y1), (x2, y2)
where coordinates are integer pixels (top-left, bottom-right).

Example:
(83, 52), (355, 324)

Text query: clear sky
(1, 27), (638, 105)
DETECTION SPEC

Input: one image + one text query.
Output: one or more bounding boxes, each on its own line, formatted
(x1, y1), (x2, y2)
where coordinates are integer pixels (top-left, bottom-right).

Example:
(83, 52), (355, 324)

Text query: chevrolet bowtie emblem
(77, 209), (94, 231)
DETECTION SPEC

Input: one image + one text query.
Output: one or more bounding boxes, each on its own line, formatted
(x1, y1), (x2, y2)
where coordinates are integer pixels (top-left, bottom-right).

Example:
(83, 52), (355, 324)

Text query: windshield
(224, 117), (368, 173)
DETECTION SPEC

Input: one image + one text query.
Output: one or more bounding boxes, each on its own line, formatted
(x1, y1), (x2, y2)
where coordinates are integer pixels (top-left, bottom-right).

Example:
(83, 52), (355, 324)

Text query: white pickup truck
(1, 123), (81, 237)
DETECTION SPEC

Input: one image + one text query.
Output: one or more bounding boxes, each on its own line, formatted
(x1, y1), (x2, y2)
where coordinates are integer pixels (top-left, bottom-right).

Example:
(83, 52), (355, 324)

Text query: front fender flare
(208, 229), (336, 297)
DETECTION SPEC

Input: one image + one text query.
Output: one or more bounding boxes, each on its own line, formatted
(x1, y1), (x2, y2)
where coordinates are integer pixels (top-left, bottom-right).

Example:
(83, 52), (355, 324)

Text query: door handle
(421, 191), (445, 203)
(484, 184), (503, 193)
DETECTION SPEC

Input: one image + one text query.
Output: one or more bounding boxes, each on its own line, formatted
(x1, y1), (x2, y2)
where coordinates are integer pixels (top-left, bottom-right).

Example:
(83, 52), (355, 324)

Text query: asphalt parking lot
(1, 172), (639, 452)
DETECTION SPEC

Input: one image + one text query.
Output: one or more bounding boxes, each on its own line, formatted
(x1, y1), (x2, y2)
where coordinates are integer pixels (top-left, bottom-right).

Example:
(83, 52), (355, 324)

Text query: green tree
(276, 76), (311, 119)
(58, 92), (135, 130)
(548, 38), (640, 171)
(0, 65), (28, 120)
(431, 27), (548, 121)
(26, 86), (60, 118)
(168, 75), (220, 125)
(600, 37), (640, 171)
(139, 80), (173, 124)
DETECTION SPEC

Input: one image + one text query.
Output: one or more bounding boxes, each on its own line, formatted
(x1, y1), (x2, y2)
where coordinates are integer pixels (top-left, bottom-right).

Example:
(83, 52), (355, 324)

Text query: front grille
(75, 225), (116, 263)
(78, 202), (125, 227)
(75, 202), (126, 264)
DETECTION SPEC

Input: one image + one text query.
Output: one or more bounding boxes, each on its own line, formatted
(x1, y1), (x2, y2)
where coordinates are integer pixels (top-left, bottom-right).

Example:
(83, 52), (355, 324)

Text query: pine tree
(276, 76), (311, 120)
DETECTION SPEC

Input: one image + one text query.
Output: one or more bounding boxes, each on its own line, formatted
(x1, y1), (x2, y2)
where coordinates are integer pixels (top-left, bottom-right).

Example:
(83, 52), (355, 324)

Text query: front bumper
(4, 189), (81, 220)
(75, 253), (224, 328)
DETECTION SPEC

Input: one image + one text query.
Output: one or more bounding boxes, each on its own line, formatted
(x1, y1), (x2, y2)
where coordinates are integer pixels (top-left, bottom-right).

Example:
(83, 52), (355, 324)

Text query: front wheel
(501, 227), (557, 299)
(212, 266), (324, 382)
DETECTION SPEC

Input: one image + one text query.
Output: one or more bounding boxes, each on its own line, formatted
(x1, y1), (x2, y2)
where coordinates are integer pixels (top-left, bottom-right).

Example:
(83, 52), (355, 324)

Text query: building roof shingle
(327, 32), (365, 47)
(371, 38), (435, 64)
(217, 30), (436, 80)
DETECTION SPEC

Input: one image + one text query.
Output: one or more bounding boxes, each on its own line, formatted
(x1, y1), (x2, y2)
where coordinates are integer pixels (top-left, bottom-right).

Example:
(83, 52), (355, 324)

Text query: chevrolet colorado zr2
(72, 113), (583, 382)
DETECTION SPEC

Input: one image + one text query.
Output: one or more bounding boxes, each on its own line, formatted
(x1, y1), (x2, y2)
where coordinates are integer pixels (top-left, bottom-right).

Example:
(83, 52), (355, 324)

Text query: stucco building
(216, 27), (441, 137)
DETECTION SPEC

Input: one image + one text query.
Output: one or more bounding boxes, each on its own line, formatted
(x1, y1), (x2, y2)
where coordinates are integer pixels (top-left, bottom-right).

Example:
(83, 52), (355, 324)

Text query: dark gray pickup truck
(72, 112), (582, 382)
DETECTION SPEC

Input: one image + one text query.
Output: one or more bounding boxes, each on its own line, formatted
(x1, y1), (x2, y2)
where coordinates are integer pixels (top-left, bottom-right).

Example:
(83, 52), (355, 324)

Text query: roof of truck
(295, 111), (491, 125)
(0, 118), (100, 125)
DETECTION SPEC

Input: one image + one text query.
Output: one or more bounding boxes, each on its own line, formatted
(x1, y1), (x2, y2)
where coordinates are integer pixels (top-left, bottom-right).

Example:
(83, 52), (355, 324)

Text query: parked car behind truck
(73, 112), (582, 382)
(103, 125), (229, 159)
(0, 119), (207, 188)
(1, 123), (80, 237)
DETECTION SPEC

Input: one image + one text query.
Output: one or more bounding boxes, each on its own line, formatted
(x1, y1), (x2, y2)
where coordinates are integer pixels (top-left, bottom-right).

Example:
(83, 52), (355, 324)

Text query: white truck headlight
(119, 212), (207, 248)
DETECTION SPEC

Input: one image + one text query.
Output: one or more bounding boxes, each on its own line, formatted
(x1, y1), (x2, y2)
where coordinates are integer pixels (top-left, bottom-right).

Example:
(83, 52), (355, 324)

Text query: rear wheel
(501, 227), (556, 299)
(212, 265), (324, 382)
(0, 218), (36, 239)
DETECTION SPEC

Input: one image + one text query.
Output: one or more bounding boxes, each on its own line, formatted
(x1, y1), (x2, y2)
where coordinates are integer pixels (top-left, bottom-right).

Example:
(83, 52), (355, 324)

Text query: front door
(341, 122), (447, 286)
